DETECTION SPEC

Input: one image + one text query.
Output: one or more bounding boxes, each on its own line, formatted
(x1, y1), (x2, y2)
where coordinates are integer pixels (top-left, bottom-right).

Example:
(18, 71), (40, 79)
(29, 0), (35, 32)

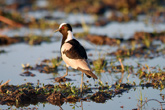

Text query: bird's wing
(61, 39), (98, 79)
(62, 39), (87, 59)
(61, 39), (90, 70)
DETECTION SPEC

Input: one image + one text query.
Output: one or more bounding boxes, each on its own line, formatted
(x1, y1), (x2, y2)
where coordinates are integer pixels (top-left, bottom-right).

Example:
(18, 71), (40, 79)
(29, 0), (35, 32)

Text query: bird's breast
(61, 42), (73, 53)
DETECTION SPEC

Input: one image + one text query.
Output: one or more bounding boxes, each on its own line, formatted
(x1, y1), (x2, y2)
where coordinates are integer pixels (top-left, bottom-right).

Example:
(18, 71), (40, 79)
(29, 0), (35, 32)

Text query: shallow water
(0, 40), (165, 109)
(90, 21), (165, 39)
(0, 12), (165, 109)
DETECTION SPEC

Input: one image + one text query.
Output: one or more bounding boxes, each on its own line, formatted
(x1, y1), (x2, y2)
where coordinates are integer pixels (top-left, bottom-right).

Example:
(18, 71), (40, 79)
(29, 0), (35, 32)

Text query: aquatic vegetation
(86, 34), (121, 46)
(136, 65), (165, 90)
(0, 49), (6, 54)
(0, 0), (165, 109)
(74, 32), (89, 39)
(0, 35), (52, 46)
(0, 36), (20, 45)
(22, 63), (33, 70)
(20, 70), (35, 77)
(0, 80), (135, 107)
(93, 57), (107, 74)
(133, 31), (165, 43)
(136, 89), (163, 110)
(26, 34), (51, 45)
(50, 57), (62, 69)
(0, 10), (25, 25)
(21, 57), (62, 75)
(90, 91), (111, 103)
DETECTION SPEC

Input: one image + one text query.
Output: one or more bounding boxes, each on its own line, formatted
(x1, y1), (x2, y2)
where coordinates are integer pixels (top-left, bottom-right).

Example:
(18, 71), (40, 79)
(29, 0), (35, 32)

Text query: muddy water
(0, 12), (165, 109)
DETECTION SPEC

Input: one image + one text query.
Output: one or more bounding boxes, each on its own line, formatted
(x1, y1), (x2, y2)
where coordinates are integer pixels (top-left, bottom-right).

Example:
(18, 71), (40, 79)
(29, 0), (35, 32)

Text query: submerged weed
(93, 57), (107, 74)
(137, 66), (165, 90)
(143, 35), (150, 48)
(51, 57), (62, 68)
(26, 34), (51, 45)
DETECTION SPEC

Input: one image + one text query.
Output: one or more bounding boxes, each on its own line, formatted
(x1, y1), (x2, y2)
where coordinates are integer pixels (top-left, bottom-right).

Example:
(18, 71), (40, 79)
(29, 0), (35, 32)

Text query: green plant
(137, 89), (147, 110)
(51, 57), (62, 68)
(93, 55), (107, 74)
(143, 35), (150, 48)
(28, 34), (38, 45)
(98, 79), (104, 87)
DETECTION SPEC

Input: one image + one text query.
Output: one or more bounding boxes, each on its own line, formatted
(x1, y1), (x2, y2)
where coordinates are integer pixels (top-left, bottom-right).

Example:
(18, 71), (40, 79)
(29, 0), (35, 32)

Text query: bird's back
(61, 39), (97, 79)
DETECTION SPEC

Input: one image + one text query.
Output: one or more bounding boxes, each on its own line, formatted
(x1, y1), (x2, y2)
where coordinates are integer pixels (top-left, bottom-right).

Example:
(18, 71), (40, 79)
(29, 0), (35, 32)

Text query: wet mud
(0, 35), (52, 45)
(1, 65), (164, 108)
(0, 82), (132, 107)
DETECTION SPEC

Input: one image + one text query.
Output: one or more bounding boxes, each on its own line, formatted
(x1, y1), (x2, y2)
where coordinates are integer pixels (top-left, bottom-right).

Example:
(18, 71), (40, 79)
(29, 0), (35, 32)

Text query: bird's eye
(61, 26), (64, 29)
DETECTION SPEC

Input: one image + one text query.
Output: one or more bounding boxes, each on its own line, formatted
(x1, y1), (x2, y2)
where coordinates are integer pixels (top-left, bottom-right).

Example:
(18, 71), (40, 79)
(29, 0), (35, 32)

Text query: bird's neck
(61, 31), (74, 47)
(65, 31), (74, 42)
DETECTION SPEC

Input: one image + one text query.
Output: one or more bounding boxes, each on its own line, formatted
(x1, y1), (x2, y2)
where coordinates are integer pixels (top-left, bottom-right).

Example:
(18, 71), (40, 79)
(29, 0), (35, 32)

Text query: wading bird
(54, 23), (98, 92)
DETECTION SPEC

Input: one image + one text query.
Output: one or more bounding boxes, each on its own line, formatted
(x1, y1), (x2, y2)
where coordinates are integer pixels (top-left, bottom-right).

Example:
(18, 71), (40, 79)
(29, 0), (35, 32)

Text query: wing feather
(61, 39), (98, 79)
(62, 39), (87, 59)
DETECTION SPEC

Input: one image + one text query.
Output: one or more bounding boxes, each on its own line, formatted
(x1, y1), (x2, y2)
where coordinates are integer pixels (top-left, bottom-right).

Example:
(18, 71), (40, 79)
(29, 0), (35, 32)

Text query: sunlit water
(0, 12), (165, 109)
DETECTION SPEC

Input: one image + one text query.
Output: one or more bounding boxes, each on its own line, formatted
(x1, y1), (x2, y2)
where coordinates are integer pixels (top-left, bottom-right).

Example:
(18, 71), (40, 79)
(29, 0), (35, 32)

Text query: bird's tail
(77, 67), (98, 79)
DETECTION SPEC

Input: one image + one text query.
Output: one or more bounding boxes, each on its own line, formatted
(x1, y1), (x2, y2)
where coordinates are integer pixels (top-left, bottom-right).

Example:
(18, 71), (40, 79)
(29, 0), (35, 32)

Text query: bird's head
(54, 23), (72, 35)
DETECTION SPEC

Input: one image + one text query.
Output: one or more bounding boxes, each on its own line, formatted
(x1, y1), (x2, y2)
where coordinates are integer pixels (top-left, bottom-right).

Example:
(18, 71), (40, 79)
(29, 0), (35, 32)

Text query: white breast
(61, 42), (72, 52)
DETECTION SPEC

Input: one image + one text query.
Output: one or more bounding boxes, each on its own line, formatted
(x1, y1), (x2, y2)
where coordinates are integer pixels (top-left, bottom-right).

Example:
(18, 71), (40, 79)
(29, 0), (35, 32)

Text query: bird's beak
(50, 28), (59, 37)
(54, 28), (60, 33)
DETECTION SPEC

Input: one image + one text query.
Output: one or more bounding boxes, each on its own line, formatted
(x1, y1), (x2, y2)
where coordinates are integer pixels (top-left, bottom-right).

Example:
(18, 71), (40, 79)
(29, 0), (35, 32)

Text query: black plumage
(63, 39), (87, 59)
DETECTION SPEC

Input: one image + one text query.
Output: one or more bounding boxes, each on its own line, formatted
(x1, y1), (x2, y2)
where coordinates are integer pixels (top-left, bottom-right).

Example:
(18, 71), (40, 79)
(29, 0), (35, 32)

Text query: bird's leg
(61, 66), (68, 78)
(80, 73), (84, 93)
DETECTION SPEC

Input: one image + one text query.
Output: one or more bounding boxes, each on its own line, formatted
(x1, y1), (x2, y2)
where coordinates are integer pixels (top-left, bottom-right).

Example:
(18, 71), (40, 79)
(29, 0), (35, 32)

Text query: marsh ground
(0, 0), (165, 110)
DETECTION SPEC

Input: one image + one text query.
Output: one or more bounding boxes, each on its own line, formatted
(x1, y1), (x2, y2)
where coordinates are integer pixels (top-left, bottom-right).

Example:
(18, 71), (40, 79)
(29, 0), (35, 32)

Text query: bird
(54, 23), (98, 92)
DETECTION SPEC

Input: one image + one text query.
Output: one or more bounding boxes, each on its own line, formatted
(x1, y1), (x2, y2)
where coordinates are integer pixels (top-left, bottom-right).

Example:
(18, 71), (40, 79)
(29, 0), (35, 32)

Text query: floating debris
(22, 63), (33, 70)
(20, 70), (35, 77)
(0, 49), (6, 54)
(54, 77), (72, 83)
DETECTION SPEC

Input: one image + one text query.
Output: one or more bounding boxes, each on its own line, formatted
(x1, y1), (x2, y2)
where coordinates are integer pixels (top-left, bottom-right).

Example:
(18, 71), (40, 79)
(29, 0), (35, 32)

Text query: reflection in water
(81, 101), (83, 110)
(119, 71), (124, 84)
